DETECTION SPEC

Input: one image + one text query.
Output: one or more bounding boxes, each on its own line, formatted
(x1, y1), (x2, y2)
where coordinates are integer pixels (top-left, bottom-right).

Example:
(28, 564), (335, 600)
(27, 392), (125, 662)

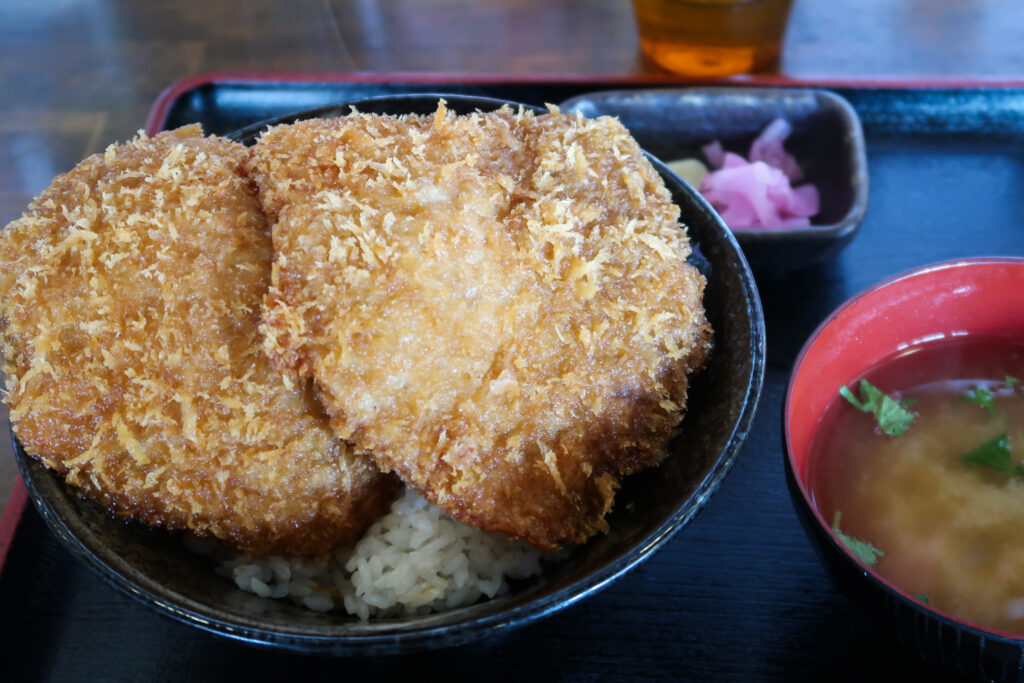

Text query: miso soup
(808, 336), (1024, 634)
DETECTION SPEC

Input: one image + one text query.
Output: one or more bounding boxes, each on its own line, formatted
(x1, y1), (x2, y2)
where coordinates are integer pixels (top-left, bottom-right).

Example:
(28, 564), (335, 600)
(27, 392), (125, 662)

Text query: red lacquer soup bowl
(784, 257), (1024, 682)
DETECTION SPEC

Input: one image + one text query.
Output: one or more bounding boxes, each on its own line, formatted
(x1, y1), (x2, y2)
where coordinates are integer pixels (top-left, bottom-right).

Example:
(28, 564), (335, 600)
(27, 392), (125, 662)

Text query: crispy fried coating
(249, 104), (712, 551)
(0, 126), (397, 556)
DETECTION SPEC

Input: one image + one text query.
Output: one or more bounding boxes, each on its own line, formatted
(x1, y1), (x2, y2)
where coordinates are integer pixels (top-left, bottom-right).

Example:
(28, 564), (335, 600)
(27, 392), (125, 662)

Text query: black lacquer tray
(5, 73), (1024, 681)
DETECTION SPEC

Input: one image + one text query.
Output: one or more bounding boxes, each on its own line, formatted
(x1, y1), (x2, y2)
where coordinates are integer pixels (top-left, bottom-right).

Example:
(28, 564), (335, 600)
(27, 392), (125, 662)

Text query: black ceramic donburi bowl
(15, 94), (765, 655)
(561, 87), (869, 274)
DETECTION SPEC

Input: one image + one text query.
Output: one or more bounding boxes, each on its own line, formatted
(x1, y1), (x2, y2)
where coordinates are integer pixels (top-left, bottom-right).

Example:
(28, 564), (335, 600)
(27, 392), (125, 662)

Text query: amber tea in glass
(631, 0), (795, 76)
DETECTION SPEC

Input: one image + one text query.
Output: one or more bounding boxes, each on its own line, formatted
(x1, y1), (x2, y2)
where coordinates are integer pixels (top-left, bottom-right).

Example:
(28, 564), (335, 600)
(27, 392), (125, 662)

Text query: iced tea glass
(631, 0), (795, 76)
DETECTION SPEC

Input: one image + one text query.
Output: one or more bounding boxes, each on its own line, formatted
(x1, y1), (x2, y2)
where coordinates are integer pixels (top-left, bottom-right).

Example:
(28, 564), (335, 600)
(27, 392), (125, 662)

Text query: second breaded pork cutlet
(249, 103), (712, 551)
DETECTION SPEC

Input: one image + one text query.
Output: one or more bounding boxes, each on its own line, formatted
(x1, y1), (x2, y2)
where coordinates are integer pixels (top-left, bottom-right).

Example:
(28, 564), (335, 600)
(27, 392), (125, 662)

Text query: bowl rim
(224, 91), (549, 145)
(14, 92), (766, 654)
(783, 255), (1024, 643)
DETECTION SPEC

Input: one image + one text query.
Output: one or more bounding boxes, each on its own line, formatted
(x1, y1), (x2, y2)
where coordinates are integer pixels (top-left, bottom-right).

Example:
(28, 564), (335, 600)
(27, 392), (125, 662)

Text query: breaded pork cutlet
(249, 103), (712, 552)
(0, 125), (397, 556)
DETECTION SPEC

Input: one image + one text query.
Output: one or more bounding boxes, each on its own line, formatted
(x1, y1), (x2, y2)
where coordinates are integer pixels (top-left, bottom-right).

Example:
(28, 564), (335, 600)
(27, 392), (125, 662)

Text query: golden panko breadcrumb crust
(0, 125), (398, 556)
(248, 103), (712, 551)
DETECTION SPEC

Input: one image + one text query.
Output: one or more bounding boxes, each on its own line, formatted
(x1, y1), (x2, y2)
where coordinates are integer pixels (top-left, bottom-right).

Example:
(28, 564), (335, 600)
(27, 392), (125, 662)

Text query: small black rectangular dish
(560, 87), (869, 273)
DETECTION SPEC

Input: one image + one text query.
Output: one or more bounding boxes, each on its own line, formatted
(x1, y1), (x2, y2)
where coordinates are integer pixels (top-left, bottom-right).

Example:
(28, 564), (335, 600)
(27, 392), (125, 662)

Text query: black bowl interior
(561, 87), (869, 272)
(14, 93), (766, 655)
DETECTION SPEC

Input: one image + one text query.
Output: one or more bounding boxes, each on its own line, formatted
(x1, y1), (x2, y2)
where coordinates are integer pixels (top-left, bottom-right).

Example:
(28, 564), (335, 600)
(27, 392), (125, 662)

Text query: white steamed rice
(194, 489), (547, 620)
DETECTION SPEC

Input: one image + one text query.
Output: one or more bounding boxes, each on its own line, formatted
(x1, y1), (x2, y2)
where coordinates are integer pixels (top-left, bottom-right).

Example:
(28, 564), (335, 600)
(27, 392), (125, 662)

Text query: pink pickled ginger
(699, 118), (819, 229)
(748, 118), (804, 182)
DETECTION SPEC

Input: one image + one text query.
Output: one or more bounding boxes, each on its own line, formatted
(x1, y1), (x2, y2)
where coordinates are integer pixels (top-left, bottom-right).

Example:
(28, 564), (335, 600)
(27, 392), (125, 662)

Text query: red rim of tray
(143, 71), (1024, 136)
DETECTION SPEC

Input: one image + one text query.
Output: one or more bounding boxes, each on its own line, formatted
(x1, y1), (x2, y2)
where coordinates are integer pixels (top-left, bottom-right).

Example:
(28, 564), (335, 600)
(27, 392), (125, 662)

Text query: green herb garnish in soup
(960, 432), (1022, 477)
(810, 337), (1024, 634)
(959, 386), (998, 417)
(838, 378), (916, 436)
(830, 511), (883, 568)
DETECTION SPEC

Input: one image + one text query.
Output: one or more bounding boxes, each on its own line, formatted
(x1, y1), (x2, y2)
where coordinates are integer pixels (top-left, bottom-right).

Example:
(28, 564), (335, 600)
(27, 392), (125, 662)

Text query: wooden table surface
(2, 1), (1024, 678)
